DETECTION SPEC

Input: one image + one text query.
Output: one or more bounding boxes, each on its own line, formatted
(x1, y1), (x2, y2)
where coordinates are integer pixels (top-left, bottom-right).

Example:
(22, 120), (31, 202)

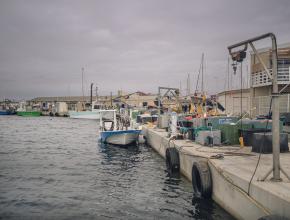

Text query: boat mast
(195, 53), (204, 95)
(90, 83), (93, 107)
(201, 53), (204, 95)
(186, 73), (190, 96)
(110, 92), (113, 108)
(96, 86), (99, 102)
(81, 67), (85, 110)
(179, 80), (182, 96)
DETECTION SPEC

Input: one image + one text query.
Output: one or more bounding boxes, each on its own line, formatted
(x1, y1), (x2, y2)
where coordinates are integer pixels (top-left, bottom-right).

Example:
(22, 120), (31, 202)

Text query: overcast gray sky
(0, 0), (289, 100)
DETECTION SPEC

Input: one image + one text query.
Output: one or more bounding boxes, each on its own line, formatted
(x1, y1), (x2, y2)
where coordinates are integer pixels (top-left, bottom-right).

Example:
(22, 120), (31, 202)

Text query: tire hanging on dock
(166, 148), (180, 175)
(258, 215), (290, 220)
(191, 161), (212, 198)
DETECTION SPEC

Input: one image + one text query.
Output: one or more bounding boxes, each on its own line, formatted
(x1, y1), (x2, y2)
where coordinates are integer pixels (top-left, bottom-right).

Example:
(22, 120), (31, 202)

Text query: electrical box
(195, 130), (221, 146)
(252, 133), (289, 153)
(219, 123), (252, 145)
(158, 114), (169, 129)
(207, 116), (239, 129)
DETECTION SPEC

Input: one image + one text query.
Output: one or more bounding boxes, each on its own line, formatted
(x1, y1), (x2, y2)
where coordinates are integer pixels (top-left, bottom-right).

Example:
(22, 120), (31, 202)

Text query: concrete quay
(143, 126), (290, 220)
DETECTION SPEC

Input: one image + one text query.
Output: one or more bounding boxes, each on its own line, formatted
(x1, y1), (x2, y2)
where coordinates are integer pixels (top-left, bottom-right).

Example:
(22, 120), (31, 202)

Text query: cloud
(0, 0), (289, 99)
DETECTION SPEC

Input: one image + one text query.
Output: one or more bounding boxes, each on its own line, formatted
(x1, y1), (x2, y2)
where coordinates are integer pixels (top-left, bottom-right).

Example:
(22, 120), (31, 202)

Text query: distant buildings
(29, 91), (158, 112)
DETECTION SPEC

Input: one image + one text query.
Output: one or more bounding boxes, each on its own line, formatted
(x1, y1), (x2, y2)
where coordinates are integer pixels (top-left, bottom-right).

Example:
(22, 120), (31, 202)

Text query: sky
(0, 0), (290, 100)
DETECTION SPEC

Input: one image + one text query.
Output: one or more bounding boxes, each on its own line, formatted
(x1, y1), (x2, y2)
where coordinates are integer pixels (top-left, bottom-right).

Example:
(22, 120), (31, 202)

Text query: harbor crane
(228, 33), (290, 182)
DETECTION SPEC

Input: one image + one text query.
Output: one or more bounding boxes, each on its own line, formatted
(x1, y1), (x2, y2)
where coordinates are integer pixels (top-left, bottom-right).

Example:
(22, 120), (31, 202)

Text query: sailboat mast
(81, 67), (85, 109)
(96, 86), (98, 102)
(90, 83), (93, 107)
(201, 53), (204, 94)
(187, 73), (190, 96)
(179, 80), (182, 96)
(110, 92), (113, 107)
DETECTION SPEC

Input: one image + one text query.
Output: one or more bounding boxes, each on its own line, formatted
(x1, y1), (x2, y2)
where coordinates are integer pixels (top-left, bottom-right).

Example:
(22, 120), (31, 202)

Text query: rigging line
(202, 53), (205, 94)
(81, 67), (85, 109)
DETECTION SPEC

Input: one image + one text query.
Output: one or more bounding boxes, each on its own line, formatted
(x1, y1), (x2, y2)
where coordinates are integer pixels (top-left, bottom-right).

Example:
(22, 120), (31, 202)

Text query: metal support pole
(288, 94), (290, 112)
(201, 53), (204, 94)
(158, 87), (161, 117)
(110, 92), (113, 108)
(96, 86), (98, 102)
(271, 35), (281, 181)
(90, 83), (93, 107)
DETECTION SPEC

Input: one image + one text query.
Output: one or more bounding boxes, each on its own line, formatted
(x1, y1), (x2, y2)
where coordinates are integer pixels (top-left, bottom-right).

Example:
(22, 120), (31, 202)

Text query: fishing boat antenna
(110, 92), (113, 108)
(90, 83), (94, 107)
(96, 86), (99, 102)
(201, 53), (204, 95)
(81, 67), (85, 110)
(186, 73), (190, 96)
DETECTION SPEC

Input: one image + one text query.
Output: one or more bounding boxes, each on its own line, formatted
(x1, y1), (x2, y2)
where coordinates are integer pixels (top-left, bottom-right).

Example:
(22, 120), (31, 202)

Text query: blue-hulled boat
(100, 129), (141, 145)
(99, 110), (141, 145)
(0, 110), (9, 115)
(0, 110), (16, 115)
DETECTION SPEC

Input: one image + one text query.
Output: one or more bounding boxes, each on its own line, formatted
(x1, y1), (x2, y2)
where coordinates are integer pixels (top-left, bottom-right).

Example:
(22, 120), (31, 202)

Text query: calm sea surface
(0, 116), (234, 220)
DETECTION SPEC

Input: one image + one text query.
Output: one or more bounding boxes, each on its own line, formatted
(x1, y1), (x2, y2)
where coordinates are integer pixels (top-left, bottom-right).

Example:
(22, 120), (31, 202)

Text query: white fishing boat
(69, 101), (104, 120)
(69, 79), (104, 120)
(99, 110), (141, 146)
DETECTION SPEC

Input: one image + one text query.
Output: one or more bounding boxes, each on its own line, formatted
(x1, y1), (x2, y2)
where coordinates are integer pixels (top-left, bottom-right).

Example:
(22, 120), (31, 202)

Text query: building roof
(217, 88), (250, 96)
(30, 96), (117, 102)
(30, 92), (158, 103)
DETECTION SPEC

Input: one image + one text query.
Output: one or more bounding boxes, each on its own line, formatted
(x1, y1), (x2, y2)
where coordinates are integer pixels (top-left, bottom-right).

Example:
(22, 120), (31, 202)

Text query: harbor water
(0, 116), (234, 219)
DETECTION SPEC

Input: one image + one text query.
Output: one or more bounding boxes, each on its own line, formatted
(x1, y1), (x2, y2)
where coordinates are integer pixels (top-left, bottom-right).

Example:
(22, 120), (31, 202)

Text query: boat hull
(17, 111), (41, 116)
(0, 110), (16, 115)
(100, 130), (141, 145)
(69, 111), (100, 120)
(0, 110), (9, 115)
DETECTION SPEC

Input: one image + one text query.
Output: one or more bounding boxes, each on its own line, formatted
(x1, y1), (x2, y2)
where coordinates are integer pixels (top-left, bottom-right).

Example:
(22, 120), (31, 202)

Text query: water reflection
(164, 167), (234, 220)
(98, 143), (143, 170)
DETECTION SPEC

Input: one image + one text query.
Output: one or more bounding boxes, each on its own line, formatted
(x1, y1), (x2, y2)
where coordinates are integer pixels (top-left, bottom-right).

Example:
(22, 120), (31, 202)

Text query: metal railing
(251, 66), (290, 87)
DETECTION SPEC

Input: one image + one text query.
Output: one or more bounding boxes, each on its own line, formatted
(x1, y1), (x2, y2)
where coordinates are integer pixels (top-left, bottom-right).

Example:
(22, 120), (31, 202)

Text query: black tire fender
(166, 147), (180, 174)
(191, 161), (212, 198)
(258, 215), (290, 220)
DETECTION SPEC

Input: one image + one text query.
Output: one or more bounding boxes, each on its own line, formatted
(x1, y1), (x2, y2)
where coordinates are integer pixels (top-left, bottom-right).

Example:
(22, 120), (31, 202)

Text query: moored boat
(0, 105), (16, 115)
(16, 102), (41, 117)
(99, 110), (141, 146)
(0, 110), (10, 115)
(69, 101), (104, 120)
(69, 110), (100, 119)
(100, 129), (141, 145)
(16, 111), (41, 116)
